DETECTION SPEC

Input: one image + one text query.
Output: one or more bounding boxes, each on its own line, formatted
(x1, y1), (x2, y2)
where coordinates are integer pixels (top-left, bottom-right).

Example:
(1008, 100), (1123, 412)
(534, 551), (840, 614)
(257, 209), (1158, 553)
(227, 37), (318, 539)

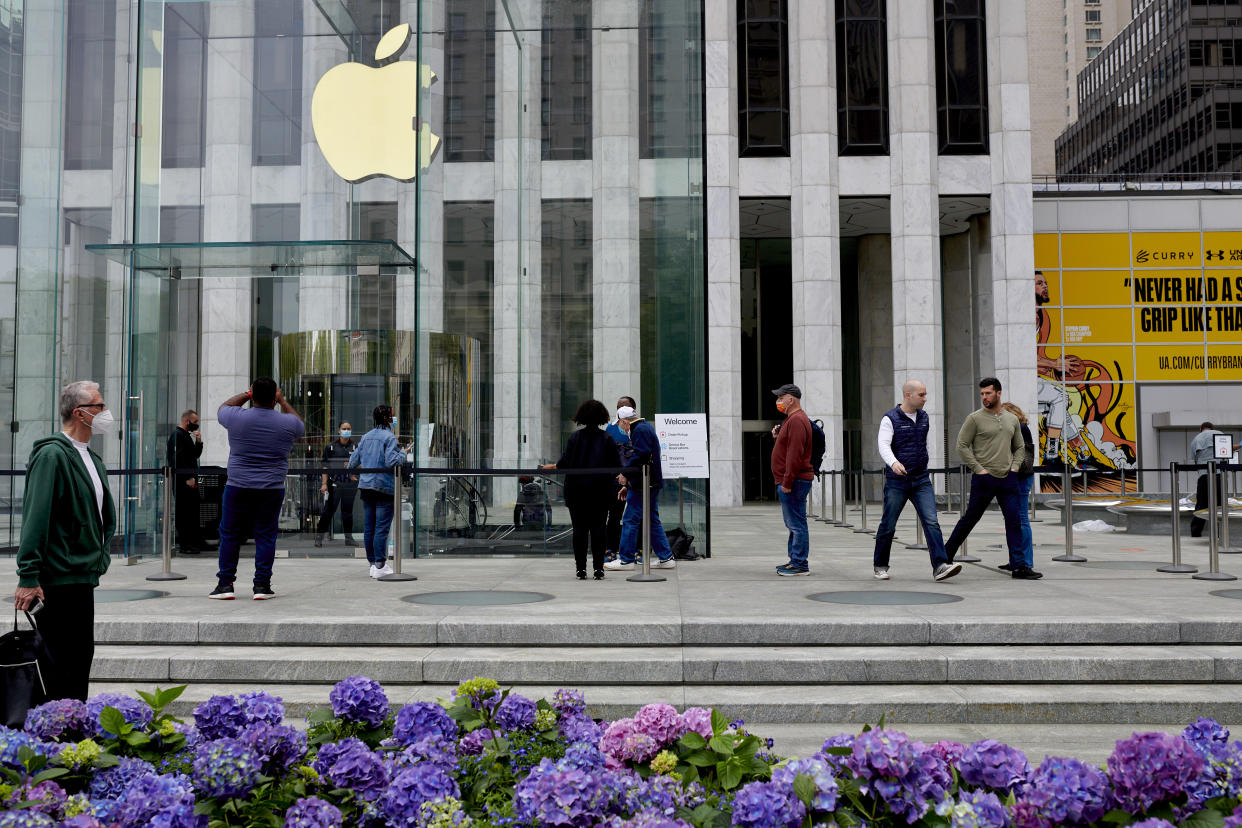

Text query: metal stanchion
(835, 470), (852, 528)
(1053, 465), (1086, 562)
(379, 465), (417, 581)
(955, 465), (980, 562)
(147, 466), (187, 582)
(816, 473), (834, 524)
(906, 509), (928, 550)
(1120, 467), (1127, 496)
(629, 464), (666, 582)
(1219, 465), (1240, 554)
(1029, 473), (1042, 522)
(853, 471), (871, 534)
(1194, 461), (1237, 581)
(1159, 461), (1196, 573)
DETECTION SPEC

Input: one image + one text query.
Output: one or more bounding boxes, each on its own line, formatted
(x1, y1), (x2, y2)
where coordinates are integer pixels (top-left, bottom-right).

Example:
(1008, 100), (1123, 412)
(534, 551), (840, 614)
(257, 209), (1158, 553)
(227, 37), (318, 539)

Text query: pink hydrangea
(600, 718), (637, 762)
(681, 708), (713, 741)
(634, 704), (685, 746)
(620, 732), (660, 763)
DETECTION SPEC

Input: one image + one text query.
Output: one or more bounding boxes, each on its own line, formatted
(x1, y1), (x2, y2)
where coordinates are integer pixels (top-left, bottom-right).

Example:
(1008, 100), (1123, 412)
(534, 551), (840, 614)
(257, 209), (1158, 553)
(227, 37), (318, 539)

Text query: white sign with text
(655, 413), (710, 479)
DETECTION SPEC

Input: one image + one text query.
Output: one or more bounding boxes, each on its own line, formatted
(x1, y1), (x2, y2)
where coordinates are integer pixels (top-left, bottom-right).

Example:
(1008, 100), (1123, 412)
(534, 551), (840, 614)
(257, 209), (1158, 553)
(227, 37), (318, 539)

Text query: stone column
(788, 2), (843, 470)
(986, 0), (1036, 418)
(705, 0), (742, 506)
(199, 4), (255, 465)
(888, 3), (945, 471)
(858, 235), (894, 470)
(590, 0), (641, 408)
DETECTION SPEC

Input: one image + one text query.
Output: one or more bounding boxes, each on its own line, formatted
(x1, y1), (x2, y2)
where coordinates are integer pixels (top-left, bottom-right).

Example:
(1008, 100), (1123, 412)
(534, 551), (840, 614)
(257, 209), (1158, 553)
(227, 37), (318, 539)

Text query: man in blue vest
(873, 380), (961, 582)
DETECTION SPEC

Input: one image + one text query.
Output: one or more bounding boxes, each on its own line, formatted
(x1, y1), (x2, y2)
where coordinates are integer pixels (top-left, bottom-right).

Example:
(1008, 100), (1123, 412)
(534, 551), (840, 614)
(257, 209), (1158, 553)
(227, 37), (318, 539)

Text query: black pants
(38, 583), (95, 702)
(174, 478), (202, 548)
(568, 499), (609, 573)
(1192, 473), (1223, 537)
(606, 489), (625, 552)
(317, 485), (357, 535)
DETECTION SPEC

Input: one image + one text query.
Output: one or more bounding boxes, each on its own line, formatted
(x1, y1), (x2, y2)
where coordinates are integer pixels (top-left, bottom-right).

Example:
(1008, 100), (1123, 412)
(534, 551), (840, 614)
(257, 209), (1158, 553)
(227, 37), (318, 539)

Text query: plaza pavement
(8, 500), (1242, 765)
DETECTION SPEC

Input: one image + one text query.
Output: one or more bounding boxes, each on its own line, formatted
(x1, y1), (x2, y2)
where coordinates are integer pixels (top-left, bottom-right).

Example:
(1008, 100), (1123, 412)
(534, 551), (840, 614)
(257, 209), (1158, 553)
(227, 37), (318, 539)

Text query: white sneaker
(368, 565), (380, 579)
(651, 558), (676, 569)
(375, 563), (394, 577)
(873, 567), (891, 580)
(603, 560), (635, 571)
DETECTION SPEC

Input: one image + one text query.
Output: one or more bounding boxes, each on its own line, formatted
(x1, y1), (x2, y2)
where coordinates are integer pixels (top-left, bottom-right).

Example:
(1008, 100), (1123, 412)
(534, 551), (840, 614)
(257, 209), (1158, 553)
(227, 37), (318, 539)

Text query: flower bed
(1, 678), (1241, 828)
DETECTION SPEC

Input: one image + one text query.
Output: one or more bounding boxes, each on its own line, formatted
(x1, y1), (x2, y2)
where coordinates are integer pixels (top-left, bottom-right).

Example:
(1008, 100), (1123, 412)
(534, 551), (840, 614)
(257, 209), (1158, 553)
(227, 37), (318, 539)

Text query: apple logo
(312, 23), (440, 182)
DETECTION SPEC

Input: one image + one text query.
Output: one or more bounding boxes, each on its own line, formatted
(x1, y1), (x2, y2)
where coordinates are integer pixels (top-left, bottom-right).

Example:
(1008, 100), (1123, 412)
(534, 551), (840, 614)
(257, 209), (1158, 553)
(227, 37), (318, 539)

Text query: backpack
(810, 418), (827, 472)
(665, 528), (699, 561)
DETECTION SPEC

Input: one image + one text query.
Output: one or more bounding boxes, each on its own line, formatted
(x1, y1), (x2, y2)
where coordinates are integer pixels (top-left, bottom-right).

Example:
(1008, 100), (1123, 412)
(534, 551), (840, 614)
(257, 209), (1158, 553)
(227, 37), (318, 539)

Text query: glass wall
(0, 0), (706, 562)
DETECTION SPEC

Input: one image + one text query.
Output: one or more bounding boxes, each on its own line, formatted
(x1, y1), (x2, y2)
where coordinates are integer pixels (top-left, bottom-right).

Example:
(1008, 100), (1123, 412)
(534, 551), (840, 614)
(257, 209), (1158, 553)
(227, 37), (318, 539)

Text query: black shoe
(1011, 566), (1044, 580)
(576, 569), (587, 580)
(178, 546), (202, 555)
(253, 584), (276, 600)
(594, 569), (604, 580)
(208, 582), (235, 600)
(998, 562), (1014, 571)
(314, 534), (324, 548)
(344, 536), (358, 546)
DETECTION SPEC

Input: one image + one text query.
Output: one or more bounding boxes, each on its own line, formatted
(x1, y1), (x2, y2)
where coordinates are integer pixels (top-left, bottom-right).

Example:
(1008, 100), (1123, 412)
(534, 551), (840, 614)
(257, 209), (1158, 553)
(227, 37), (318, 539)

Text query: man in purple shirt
(209, 377), (304, 600)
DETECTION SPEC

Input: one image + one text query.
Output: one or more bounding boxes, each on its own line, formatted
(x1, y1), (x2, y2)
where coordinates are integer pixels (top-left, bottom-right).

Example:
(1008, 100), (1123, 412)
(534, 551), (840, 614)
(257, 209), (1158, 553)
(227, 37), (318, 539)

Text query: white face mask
(88, 408), (115, 436)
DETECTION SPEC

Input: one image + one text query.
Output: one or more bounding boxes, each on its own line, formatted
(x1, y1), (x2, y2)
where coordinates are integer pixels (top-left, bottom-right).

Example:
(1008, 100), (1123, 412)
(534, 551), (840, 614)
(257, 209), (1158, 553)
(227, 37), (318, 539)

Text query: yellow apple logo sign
(311, 24), (440, 182)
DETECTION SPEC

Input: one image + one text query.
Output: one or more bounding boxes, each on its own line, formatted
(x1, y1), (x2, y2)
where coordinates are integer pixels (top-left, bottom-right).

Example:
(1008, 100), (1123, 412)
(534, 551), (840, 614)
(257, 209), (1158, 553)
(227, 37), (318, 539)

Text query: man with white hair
(13, 380), (116, 701)
(604, 400), (676, 571)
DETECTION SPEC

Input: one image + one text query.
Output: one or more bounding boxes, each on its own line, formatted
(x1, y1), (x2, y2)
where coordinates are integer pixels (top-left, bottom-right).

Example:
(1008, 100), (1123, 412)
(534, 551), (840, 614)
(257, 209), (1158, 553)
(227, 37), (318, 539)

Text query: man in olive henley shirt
(944, 377), (1042, 579)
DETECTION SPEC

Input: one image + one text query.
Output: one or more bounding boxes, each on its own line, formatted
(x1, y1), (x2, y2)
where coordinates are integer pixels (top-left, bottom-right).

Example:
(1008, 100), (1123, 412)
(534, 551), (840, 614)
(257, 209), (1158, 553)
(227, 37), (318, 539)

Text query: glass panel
(642, 0), (703, 158)
(161, 2), (207, 169)
(934, 0), (989, 154)
(541, 2), (591, 160)
(86, 240), (417, 277)
(836, 1), (889, 155)
(64, 0), (115, 171)
(444, 0), (495, 162)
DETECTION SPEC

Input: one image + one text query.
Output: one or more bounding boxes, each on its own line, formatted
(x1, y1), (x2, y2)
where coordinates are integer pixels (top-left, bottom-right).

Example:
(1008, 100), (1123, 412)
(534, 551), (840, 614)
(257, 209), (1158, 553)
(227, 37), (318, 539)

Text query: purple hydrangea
(515, 757), (610, 827)
(1184, 739), (1242, 811)
(1183, 717), (1230, 746)
(960, 739), (1032, 793)
(238, 691), (285, 727)
(458, 727), (497, 756)
(553, 688), (587, 716)
(633, 704), (684, 746)
(284, 796), (343, 828)
(600, 718), (637, 762)
(560, 711), (603, 745)
(378, 763), (461, 826)
(313, 737), (390, 799)
(192, 737), (263, 799)
(193, 695), (247, 740)
(238, 723), (306, 775)
(846, 729), (953, 824)
(818, 732), (856, 772)
(112, 773), (202, 828)
(771, 757), (838, 813)
(22, 698), (91, 742)
(621, 772), (698, 816)
(60, 817), (108, 828)
(943, 789), (1009, 828)
(730, 780), (807, 828)
(393, 702), (458, 746)
(1224, 802), (1242, 828)
(1107, 732), (1203, 813)
(601, 813), (694, 828)
(1018, 755), (1110, 826)
(389, 734), (459, 774)
(680, 707), (713, 741)
(932, 740), (966, 767)
(0, 726), (55, 769)
(88, 757), (158, 817)
(494, 693), (537, 731)
(3, 780), (67, 817)
(85, 693), (153, 737)
(329, 676), (389, 729)
(620, 731), (660, 763)
(1129, 821), (1176, 828)
(560, 743), (607, 774)
(0, 812), (55, 827)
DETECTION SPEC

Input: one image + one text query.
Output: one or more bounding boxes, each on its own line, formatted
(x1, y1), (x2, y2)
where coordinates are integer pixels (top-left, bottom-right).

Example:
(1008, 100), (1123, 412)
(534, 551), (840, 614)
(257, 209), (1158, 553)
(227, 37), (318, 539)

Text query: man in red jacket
(771, 383), (815, 576)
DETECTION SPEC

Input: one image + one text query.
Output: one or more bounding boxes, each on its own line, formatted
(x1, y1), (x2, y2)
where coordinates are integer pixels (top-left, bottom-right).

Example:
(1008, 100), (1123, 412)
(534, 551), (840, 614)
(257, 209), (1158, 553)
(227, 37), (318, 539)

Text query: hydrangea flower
(393, 702), (458, 746)
(514, 757), (609, 827)
(1184, 739), (1242, 811)
(3, 780), (67, 817)
(238, 691), (285, 727)
(415, 797), (476, 828)
(1224, 802), (1242, 828)
(535, 707), (558, 730)
(329, 675), (389, 729)
(87, 757), (157, 817)
(600, 718), (637, 761)
(193, 737), (263, 799)
(390, 734), (459, 774)
(939, 789), (1009, 828)
(494, 693), (537, 731)
(59, 816), (107, 828)
(378, 764), (461, 827)
(0, 812), (55, 827)
(559, 711), (603, 745)
(193, 695), (247, 740)
(56, 738), (103, 769)
(1183, 717), (1230, 746)
(679, 707), (713, 741)
(771, 757), (838, 813)
(238, 723), (306, 775)
(931, 740), (966, 767)
(457, 728), (497, 756)
(84, 693), (153, 737)
(553, 688), (586, 716)
(620, 772), (705, 817)
(313, 737), (390, 799)
(284, 796), (343, 828)
(818, 732), (855, 772)
(559, 743), (607, 773)
(1017, 755), (1110, 827)
(111, 772), (201, 828)
(730, 780), (807, 828)
(846, 729), (952, 823)
(0, 726), (55, 769)
(620, 732), (659, 763)
(633, 704), (684, 746)
(1107, 732), (1203, 813)
(1129, 820), (1176, 828)
(960, 739), (1032, 793)
(601, 815), (694, 828)
(23, 698), (91, 742)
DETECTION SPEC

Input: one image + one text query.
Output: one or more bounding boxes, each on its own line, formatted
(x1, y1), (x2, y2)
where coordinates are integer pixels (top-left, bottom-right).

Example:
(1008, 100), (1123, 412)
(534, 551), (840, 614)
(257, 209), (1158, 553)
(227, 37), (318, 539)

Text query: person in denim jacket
(348, 405), (407, 578)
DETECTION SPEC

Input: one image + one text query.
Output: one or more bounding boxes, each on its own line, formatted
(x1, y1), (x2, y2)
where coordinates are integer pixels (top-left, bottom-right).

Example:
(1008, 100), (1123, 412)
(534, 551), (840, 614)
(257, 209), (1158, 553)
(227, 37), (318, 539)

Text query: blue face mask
(389, 417), (398, 430)
(339, 430), (352, 438)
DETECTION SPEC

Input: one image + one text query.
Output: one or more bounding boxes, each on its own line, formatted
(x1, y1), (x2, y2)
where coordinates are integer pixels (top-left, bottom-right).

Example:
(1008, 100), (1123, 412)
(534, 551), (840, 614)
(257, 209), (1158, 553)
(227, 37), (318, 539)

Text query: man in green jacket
(14, 380), (116, 701)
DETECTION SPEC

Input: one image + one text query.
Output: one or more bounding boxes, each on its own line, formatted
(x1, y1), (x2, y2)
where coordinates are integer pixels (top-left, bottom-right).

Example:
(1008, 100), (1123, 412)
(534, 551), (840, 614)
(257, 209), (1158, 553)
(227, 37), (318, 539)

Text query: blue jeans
(618, 488), (673, 563)
(1016, 474), (1034, 567)
(873, 473), (948, 571)
(945, 472), (1027, 568)
(777, 478), (814, 568)
(360, 488), (394, 566)
(216, 486), (283, 586)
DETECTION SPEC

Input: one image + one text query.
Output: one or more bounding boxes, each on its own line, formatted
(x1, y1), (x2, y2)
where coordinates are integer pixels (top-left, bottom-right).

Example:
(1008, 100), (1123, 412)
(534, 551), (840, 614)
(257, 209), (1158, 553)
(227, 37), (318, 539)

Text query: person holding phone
(348, 405), (408, 579)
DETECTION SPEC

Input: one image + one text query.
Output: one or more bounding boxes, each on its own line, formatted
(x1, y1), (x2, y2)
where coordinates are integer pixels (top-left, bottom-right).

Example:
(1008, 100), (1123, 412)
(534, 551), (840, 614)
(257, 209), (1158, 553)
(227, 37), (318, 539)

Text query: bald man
(873, 380), (961, 582)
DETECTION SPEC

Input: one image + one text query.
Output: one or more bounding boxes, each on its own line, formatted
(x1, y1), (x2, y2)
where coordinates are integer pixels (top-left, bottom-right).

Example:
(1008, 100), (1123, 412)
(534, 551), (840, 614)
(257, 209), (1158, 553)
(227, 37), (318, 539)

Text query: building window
(641, 0), (703, 159)
(934, 0), (989, 155)
(542, 7), (592, 159)
(252, 0), (302, 166)
(352, 203), (397, 331)
(835, 0), (889, 155)
(1085, 9), (1101, 23)
(541, 200), (592, 455)
(444, 0), (495, 162)
(443, 202), (495, 460)
(65, 0), (115, 171)
(737, 0), (790, 156)
(1086, 45), (1102, 59)
(162, 3), (208, 168)
(1085, 28), (1102, 42)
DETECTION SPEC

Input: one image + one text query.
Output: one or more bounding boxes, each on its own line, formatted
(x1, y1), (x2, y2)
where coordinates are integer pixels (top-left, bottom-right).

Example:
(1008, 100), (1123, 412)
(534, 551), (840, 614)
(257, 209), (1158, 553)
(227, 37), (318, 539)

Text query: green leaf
(1180, 810), (1225, 828)
(93, 753), (120, 768)
(306, 708), (335, 723)
(792, 773), (816, 807)
(194, 801), (216, 816)
(708, 735), (735, 756)
(835, 807), (865, 828)
(136, 689), (157, 707)
(877, 713), (887, 730)
(680, 763), (700, 786)
(679, 731), (708, 750)
(710, 709), (729, 736)
(1102, 809), (1136, 825)
(156, 685), (188, 707)
(747, 755), (770, 776)
(734, 735), (760, 758)
(99, 706), (131, 737)
(718, 758), (745, 790)
(122, 730), (150, 746)
(685, 749), (718, 767)
(824, 746), (853, 755)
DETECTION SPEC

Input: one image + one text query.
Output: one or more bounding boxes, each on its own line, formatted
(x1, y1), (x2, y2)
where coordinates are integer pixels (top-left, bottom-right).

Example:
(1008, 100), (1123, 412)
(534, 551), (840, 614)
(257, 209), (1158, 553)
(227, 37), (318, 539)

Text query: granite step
(92, 643), (1242, 686)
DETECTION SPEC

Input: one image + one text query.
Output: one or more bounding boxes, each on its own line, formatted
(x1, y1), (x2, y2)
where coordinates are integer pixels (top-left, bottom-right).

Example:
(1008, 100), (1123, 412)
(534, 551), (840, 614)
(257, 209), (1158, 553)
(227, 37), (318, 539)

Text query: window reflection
(162, 2), (209, 169)
(738, 0), (790, 156)
(836, 0), (889, 155)
(934, 0), (989, 155)
(445, 0), (496, 162)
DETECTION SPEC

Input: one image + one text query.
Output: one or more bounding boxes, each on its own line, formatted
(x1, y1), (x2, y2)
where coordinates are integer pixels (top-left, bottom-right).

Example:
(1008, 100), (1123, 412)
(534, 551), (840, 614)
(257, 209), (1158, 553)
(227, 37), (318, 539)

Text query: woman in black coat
(541, 400), (621, 580)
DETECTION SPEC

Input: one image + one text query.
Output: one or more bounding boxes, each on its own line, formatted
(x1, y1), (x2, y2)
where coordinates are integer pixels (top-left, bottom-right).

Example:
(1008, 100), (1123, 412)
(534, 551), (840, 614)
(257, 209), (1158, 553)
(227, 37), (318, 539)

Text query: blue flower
(939, 789), (1009, 828)
(314, 737), (390, 799)
(393, 702), (458, 746)
(553, 688), (586, 716)
(818, 732), (855, 772)
(515, 757), (610, 827)
(494, 693), (537, 732)
(389, 734), (459, 774)
(559, 711), (603, 745)
(458, 727), (497, 756)
(238, 723), (306, 775)
(771, 757), (838, 813)
(1018, 755), (1110, 826)
(846, 729), (952, 824)
(1224, 802), (1242, 828)
(1129, 820), (1176, 828)
(193, 694), (247, 740)
(0, 726), (54, 770)
(192, 737), (263, 799)
(112, 773), (202, 828)
(960, 739), (1032, 793)
(23, 698), (91, 742)
(1184, 739), (1242, 811)
(1107, 732), (1203, 813)
(730, 780), (807, 828)
(559, 743), (607, 774)
(88, 756), (157, 817)
(329, 675), (389, 729)
(0, 812), (55, 827)
(238, 690), (285, 727)
(85, 693), (153, 737)
(284, 796), (344, 828)
(378, 763), (461, 827)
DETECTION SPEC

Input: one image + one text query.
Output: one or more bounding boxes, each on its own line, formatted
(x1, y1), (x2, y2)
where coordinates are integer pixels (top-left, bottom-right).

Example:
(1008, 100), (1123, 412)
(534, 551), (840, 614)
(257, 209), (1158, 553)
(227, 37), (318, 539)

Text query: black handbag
(0, 609), (51, 728)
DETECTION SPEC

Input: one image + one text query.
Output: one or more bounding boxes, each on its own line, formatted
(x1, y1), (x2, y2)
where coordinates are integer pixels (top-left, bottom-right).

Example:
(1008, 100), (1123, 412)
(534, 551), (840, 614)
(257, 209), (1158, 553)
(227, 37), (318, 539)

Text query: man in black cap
(771, 383), (815, 575)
